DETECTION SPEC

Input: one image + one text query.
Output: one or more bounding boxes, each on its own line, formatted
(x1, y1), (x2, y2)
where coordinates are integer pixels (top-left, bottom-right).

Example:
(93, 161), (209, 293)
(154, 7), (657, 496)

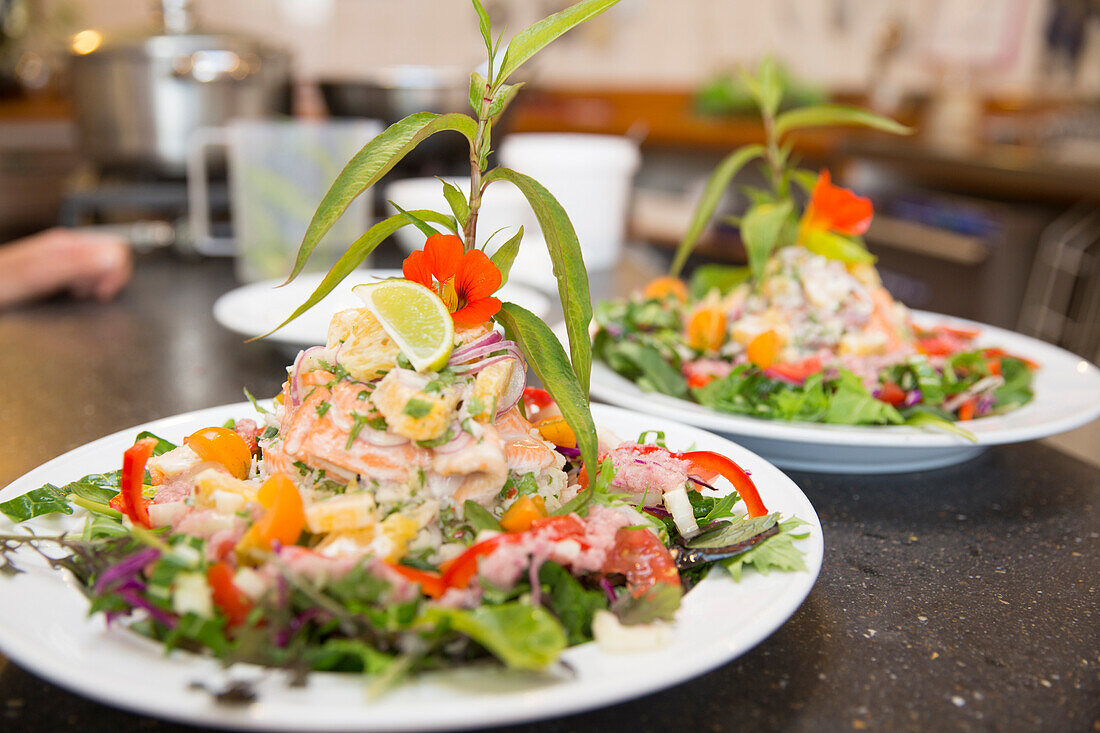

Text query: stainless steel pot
(68, 0), (290, 177)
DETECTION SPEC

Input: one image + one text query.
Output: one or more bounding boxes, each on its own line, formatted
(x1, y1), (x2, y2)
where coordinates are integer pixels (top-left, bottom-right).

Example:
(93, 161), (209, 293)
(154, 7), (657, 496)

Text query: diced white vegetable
(170, 542), (202, 569)
(147, 445), (202, 479)
(663, 484), (699, 538)
(212, 490), (245, 515)
(591, 610), (671, 653)
(232, 567), (268, 601)
(148, 502), (187, 528)
(171, 571), (213, 618)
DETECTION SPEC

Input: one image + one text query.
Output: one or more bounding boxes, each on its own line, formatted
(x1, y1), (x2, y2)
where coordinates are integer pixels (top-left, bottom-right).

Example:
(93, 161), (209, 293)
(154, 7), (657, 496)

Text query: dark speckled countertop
(0, 250), (1096, 732)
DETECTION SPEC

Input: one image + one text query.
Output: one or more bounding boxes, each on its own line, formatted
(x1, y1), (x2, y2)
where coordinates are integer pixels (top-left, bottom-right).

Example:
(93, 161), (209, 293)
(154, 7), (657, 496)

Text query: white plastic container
(499, 133), (641, 273)
(382, 176), (528, 254)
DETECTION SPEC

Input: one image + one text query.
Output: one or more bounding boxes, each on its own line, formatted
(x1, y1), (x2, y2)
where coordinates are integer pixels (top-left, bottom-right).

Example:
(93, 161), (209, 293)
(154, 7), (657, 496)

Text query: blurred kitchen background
(2, 0), (1099, 381)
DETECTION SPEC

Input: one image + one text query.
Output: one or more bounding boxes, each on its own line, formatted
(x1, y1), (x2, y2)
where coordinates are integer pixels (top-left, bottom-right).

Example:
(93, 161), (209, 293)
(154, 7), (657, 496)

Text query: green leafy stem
(669, 58), (912, 279)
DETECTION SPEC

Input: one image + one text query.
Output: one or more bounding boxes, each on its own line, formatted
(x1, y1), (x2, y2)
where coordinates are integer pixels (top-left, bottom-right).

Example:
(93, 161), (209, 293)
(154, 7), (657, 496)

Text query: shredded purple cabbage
(688, 474), (717, 491)
(903, 388), (923, 407)
(94, 547), (161, 595)
(274, 607), (329, 647)
(555, 445), (582, 460)
(642, 505), (672, 520)
(598, 577), (618, 605)
(115, 587), (177, 628)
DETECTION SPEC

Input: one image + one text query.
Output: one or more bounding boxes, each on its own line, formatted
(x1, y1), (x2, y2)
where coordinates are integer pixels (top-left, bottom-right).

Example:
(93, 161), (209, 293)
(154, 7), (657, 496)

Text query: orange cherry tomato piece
(185, 426), (252, 480)
(500, 495), (548, 533)
(747, 330), (781, 369)
(535, 416), (577, 449)
(246, 473), (305, 551)
(642, 276), (688, 302)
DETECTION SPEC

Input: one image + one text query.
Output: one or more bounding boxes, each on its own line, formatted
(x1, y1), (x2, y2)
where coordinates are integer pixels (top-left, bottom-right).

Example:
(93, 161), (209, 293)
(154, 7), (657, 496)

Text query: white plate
(586, 311), (1100, 473)
(0, 402), (821, 732)
(214, 271), (554, 356)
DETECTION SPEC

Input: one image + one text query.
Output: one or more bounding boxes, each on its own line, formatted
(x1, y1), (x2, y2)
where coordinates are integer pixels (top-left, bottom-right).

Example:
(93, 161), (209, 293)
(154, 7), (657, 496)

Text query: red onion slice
(495, 352), (528, 418)
(450, 330), (503, 361)
(434, 425), (473, 454)
(289, 345), (327, 408)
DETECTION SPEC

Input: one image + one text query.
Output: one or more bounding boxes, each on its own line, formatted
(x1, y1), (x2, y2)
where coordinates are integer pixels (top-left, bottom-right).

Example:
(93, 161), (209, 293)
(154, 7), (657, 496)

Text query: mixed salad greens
(595, 281), (1037, 431)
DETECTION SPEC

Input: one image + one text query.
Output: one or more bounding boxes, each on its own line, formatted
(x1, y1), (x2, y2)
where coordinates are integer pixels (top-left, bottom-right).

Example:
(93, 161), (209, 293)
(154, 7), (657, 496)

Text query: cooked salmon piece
(280, 384), (429, 483)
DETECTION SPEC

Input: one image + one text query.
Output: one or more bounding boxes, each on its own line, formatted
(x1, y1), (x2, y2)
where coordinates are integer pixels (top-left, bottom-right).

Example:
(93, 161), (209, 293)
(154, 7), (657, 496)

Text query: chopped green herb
(403, 398), (434, 419)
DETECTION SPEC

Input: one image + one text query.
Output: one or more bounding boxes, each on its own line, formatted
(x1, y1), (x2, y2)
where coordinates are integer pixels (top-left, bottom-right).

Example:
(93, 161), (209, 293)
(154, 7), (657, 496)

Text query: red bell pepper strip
(678, 450), (769, 517)
(440, 533), (525, 590)
(120, 437), (158, 528)
(207, 562), (253, 628)
(386, 563), (447, 599)
(613, 444), (768, 517)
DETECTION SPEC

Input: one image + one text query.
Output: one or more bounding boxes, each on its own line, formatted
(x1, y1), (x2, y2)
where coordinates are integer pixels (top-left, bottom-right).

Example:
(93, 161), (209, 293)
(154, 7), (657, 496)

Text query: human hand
(0, 228), (133, 308)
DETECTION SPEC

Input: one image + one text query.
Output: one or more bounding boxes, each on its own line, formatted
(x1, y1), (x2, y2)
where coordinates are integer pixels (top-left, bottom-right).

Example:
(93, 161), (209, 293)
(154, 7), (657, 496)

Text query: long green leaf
(774, 104), (912, 138)
(495, 0), (620, 87)
(260, 209), (456, 339)
(485, 168), (592, 391)
(669, 144), (764, 277)
(741, 200), (793, 282)
(490, 226), (523, 286)
(389, 202), (441, 237)
(285, 112), (476, 283)
(471, 0), (493, 61)
(496, 302), (598, 475)
(441, 180), (469, 228)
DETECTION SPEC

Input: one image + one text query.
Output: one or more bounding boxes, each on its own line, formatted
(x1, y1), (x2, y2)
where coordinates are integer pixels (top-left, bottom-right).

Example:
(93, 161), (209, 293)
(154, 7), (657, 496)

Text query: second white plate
(215, 271), (553, 355)
(583, 311), (1100, 473)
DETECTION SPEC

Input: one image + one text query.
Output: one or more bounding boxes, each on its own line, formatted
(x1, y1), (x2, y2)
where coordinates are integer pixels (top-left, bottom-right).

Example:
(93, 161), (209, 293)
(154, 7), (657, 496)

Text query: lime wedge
(353, 280), (454, 372)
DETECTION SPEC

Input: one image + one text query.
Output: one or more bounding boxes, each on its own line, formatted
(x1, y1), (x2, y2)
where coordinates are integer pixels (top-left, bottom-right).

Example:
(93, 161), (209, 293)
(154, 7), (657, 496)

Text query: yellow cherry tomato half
(185, 426), (252, 480)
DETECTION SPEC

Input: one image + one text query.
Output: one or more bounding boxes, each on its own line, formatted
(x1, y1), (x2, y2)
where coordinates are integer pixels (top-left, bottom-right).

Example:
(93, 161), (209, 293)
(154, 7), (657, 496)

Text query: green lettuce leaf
(722, 516), (810, 581)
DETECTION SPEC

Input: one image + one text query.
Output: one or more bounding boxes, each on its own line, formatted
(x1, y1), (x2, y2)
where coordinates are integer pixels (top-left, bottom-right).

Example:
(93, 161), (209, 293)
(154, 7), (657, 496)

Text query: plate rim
(214, 271), (554, 348)
(585, 309), (1100, 449)
(0, 401), (822, 731)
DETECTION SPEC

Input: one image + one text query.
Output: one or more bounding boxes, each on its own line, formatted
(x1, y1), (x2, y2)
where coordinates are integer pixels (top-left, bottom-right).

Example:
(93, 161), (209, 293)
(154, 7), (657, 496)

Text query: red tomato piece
(764, 355), (823, 384)
(603, 527), (680, 597)
(876, 381), (906, 406)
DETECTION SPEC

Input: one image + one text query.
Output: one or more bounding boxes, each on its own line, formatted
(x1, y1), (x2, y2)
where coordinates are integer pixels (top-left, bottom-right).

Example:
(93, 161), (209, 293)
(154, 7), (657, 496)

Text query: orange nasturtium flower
(800, 170), (873, 236)
(402, 233), (502, 326)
